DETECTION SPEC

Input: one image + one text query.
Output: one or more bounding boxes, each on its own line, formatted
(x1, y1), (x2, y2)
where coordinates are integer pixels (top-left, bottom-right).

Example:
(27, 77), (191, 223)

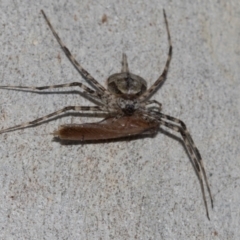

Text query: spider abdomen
(107, 72), (147, 96)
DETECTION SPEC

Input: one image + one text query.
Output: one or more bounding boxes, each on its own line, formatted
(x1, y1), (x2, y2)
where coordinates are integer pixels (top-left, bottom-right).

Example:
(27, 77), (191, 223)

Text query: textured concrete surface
(0, 0), (239, 239)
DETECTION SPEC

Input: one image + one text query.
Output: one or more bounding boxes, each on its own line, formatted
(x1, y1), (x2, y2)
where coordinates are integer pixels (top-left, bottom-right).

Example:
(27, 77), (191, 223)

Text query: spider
(0, 9), (213, 219)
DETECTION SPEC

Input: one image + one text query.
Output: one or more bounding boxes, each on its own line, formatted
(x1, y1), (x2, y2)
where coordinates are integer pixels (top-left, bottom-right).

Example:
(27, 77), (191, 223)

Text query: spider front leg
(155, 112), (213, 219)
(41, 10), (109, 95)
(139, 9), (172, 102)
(0, 106), (106, 134)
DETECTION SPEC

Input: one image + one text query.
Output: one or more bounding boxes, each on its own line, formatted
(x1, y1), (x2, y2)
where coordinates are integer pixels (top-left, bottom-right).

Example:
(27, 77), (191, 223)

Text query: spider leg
(0, 106), (107, 134)
(145, 100), (162, 110)
(154, 112), (213, 220)
(0, 82), (104, 102)
(121, 53), (129, 73)
(139, 9), (172, 101)
(41, 10), (109, 94)
(159, 113), (213, 206)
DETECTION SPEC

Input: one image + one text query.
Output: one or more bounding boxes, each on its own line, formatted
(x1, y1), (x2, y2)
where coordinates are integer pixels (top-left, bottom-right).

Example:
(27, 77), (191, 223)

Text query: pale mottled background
(0, 0), (239, 239)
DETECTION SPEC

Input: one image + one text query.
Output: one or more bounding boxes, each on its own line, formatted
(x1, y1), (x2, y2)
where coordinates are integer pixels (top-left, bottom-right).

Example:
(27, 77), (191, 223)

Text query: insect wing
(54, 116), (159, 141)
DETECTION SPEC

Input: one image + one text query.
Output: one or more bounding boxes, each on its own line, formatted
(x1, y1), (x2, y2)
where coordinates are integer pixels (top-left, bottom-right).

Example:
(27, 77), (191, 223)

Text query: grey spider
(0, 9), (213, 219)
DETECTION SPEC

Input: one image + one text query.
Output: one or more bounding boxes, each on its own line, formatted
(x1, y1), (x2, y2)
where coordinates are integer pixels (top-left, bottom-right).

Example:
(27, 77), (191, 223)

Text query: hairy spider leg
(0, 106), (108, 134)
(41, 10), (110, 95)
(139, 9), (172, 101)
(153, 111), (213, 220)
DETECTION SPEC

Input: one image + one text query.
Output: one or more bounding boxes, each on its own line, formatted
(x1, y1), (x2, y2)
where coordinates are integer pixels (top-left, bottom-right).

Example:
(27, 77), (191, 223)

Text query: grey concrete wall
(0, 0), (239, 239)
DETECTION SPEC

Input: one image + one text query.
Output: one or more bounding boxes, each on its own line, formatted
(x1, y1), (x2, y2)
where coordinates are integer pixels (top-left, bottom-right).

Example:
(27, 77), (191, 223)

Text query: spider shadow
(54, 124), (201, 194)
(158, 127), (201, 185)
(160, 127), (211, 214)
(4, 104), (202, 181)
(53, 121), (198, 181)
